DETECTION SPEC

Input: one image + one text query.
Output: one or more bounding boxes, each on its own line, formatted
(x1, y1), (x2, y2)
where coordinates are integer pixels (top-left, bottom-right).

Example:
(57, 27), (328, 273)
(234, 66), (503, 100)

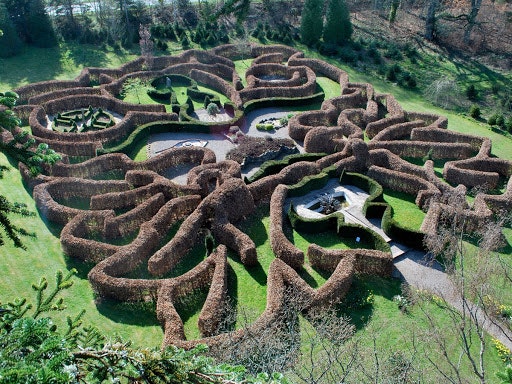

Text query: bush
(469, 104), (481, 119)
(181, 34), (190, 49)
(505, 117), (512, 132)
(339, 46), (357, 63)
(319, 42), (339, 57)
(256, 123), (274, 131)
(155, 39), (168, 51)
(424, 79), (462, 109)
(488, 113), (503, 126)
(398, 71), (417, 88)
(466, 84), (478, 101)
(384, 44), (403, 60)
(501, 94), (512, 112)
(496, 114), (505, 128)
(386, 64), (401, 82)
(186, 96), (194, 115)
(206, 102), (220, 116)
(203, 95), (211, 109)
(367, 46), (382, 64)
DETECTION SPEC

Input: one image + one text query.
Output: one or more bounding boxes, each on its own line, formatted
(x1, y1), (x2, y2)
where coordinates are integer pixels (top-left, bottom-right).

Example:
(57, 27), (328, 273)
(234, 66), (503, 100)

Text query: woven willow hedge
(3, 43), (510, 349)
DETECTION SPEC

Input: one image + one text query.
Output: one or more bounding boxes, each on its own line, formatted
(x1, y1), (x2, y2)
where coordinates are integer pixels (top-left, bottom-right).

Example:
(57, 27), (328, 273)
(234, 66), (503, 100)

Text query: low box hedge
(245, 152), (326, 184)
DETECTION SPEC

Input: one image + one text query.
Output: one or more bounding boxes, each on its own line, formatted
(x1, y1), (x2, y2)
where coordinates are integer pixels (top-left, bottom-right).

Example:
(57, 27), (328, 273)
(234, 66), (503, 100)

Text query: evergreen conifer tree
(26, 0), (58, 47)
(300, 0), (323, 47)
(0, 2), (22, 57)
(323, 0), (352, 46)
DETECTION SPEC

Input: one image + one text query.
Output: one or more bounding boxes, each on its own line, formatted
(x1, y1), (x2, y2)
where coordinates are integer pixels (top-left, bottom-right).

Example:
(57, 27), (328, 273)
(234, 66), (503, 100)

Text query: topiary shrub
(256, 123), (274, 131)
(203, 95), (211, 109)
(206, 102), (220, 116)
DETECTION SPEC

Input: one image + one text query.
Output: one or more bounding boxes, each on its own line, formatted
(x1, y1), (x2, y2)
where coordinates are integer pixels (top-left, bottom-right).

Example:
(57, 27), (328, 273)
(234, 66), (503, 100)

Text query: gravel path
(394, 250), (512, 350)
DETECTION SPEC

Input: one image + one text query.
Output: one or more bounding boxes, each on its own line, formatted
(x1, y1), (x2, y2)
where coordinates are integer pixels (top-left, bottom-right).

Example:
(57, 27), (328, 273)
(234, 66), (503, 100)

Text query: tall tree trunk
(463, 0), (482, 44)
(425, 0), (439, 41)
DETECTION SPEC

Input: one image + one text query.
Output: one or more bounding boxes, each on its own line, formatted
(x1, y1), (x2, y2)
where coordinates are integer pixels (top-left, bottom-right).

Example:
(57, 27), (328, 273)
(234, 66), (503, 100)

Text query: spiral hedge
(3, 44), (511, 349)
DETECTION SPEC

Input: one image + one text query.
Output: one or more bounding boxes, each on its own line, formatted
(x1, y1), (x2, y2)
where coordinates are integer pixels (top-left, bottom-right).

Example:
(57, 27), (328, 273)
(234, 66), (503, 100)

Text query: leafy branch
(0, 271), (286, 383)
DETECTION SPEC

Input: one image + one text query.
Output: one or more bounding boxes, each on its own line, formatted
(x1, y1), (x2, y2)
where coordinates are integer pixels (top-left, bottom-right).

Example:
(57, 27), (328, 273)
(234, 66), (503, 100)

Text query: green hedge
(339, 172), (384, 217)
(98, 109), (244, 156)
(381, 205), (425, 249)
(288, 204), (342, 233)
(187, 87), (220, 106)
(242, 91), (325, 113)
(288, 204), (389, 252)
(245, 152), (327, 184)
(286, 164), (338, 198)
(339, 172), (425, 249)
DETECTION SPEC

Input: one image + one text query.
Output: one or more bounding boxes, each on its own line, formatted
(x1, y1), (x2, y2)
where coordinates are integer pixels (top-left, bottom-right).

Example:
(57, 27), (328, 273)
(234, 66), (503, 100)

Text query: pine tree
(0, 1), (23, 57)
(323, 0), (352, 46)
(26, 0), (58, 47)
(300, 0), (323, 47)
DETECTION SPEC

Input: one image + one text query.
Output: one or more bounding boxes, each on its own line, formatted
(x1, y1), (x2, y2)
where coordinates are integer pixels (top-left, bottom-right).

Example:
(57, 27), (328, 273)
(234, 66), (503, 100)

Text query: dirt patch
(226, 135), (297, 165)
(191, 108), (233, 122)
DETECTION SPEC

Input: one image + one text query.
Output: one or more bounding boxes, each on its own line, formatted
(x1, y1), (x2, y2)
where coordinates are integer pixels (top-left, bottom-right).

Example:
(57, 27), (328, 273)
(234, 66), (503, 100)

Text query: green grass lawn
(0, 152), (164, 348)
(383, 189), (426, 232)
(0, 43), (138, 91)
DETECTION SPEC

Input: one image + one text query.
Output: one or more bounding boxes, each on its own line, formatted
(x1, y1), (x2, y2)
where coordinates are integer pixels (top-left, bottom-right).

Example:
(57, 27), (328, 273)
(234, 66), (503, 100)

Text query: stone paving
(287, 178), (410, 258)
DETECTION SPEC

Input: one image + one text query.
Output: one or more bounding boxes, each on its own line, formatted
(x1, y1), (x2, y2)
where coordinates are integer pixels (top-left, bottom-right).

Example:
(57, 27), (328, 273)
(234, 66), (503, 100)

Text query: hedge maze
(4, 44), (512, 349)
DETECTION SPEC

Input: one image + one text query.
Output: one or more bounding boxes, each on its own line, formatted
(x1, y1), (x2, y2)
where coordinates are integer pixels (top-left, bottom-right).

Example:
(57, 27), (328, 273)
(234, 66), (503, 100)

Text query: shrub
(204, 95), (211, 109)
(256, 123), (274, 131)
(181, 34), (190, 49)
(466, 84), (478, 101)
(393, 294), (410, 313)
(384, 44), (403, 60)
(366, 42), (382, 64)
(487, 114), (497, 126)
(488, 113), (503, 126)
(339, 46), (357, 63)
(398, 71), (417, 88)
(186, 96), (194, 115)
(319, 42), (339, 57)
(469, 104), (481, 119)
(424, 79), (462, 109)
(501, 94), (512, 112)
(496, 114), (506, 128)
(491, 83), (501, 95)
(505, 117), (512, 132)
(206, 102), (220, 116)
(155, 39), (168, 51)
(386, 64), (401, 82)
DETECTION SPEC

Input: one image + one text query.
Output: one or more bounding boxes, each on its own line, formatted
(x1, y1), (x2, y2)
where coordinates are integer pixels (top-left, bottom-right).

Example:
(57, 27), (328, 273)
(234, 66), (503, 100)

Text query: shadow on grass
(35, 205), (64, 237)
(238, 206), (269, 248)
(96, 297), (160, 327)
(64, 43), (113, 69)
(338, 275), (401, 330)
(297, 267), (319, 288)
(64, 254), (95, 280)
(227, 262), (239, 309)
(228, 249), (267, 287)
(174, 289), (208, 326)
